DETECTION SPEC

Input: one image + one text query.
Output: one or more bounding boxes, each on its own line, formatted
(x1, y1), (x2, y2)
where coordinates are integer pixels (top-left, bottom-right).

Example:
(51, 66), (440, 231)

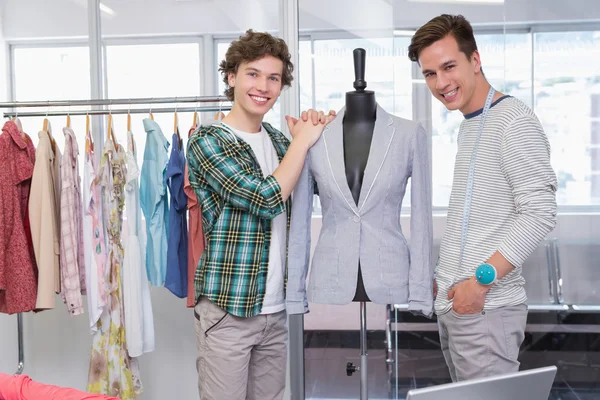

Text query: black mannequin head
(344, 48), (376, 123)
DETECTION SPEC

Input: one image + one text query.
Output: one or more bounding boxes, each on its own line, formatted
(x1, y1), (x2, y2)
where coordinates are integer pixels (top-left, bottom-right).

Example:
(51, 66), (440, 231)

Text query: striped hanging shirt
(435, 96), (558, 315)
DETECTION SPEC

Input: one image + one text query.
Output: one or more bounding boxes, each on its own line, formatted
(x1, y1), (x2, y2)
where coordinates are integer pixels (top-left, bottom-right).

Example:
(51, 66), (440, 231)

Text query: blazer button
(353, 215), (360, 223)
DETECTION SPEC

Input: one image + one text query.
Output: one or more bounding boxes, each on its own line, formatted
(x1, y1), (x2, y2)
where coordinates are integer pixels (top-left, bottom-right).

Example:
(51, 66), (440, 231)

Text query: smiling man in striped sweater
(408, 14), (558, 381)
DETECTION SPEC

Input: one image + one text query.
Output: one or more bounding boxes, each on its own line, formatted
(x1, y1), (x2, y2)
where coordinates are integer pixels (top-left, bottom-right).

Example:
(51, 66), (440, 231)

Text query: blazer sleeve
(408, 124), (434, 318)
(286, 154), (314, 315)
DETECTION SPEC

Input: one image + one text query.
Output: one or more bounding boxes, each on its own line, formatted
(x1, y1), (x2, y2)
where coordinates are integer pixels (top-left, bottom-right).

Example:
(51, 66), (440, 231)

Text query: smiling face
(228, 55), (283, 121)
(418, 34), (483, 115)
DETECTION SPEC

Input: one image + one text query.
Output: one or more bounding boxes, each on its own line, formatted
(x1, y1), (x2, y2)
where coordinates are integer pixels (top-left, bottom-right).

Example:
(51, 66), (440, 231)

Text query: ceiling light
(99, 2), (115, 16)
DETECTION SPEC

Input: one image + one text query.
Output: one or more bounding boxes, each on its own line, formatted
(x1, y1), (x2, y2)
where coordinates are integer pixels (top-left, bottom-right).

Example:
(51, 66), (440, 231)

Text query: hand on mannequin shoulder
(285, 109), (336, 130)
(285, 109), (336, 148)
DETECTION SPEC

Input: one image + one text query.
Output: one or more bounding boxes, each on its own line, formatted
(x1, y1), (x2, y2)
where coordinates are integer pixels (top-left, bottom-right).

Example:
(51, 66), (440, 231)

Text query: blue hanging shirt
(140, 118), (170, 286)
(165, 132), (188, 298)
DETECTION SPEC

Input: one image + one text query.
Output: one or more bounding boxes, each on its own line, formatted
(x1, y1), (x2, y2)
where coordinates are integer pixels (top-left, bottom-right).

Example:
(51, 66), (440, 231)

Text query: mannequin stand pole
(345, 302), (369, 399)
(360, 301), (368, 400)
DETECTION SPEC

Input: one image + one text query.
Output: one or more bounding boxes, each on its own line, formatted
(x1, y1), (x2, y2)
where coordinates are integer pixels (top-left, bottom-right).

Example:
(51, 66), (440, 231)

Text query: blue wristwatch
(475, 263), (497, 285)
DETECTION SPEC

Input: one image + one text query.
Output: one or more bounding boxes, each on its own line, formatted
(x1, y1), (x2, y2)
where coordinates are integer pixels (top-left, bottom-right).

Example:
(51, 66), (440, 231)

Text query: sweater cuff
(286, 299), (309, 315)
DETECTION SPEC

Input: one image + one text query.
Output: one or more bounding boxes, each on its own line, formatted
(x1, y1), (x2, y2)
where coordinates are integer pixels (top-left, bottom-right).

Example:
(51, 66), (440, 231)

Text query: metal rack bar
(15, 313), (24, 374)
(3, 105), (230, 119)
(0, 95), (229, 109)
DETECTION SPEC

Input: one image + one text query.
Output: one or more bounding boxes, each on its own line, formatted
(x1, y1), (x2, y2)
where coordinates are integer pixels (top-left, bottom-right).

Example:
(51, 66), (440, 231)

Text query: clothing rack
(0, 95), (231, 119)
(3, 106), (229, 118)
(2, 95), (230, 374)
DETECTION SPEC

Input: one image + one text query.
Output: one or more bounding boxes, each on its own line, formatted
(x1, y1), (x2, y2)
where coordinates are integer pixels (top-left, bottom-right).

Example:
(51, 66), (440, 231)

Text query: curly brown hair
(219, 29), (294, 101)
(408, 14), (478, 64)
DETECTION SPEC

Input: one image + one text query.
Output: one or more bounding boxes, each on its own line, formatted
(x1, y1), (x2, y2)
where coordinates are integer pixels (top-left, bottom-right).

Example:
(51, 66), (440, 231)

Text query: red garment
(0, 373), (119, 400)
(0, 121), (38, 314)
(185, 126), (206, 307)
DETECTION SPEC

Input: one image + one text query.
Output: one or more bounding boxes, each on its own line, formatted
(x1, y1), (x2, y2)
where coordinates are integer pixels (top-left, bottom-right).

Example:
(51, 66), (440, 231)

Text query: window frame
(6, 19), (600, 215)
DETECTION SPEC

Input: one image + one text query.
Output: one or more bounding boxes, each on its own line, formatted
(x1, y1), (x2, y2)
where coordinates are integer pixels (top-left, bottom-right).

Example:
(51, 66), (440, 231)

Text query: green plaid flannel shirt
(186, 121), (291, 318)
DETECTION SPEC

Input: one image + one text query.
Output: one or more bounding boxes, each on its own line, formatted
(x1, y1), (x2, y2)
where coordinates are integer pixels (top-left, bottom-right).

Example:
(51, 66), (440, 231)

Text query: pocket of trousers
(204, 312), (229, 337)
(450, 308), (484, 320)
(194, 297), (231, 337)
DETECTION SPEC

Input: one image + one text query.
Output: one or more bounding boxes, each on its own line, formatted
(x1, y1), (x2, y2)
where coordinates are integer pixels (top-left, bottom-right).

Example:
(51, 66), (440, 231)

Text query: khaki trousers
(194, 297), (287, 400)
(437, 303), (528, 382)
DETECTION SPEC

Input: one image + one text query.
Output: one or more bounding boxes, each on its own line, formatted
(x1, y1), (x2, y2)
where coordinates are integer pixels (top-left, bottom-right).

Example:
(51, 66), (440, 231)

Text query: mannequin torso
(343, 90), (377, 302)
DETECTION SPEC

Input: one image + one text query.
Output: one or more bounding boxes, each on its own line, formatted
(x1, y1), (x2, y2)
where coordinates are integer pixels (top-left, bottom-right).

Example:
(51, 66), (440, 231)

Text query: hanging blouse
(29, 127), (62, 310)
(140, 118), (170, 286)
(59, 127), (86, 315)
(87, 139), (142, 399)
(123, 130), (155, 358)
(184, 126), (205, 308)
(83, 137), (109, 332)
(0, 121), (38, 314)
(165, 133), (188, 298)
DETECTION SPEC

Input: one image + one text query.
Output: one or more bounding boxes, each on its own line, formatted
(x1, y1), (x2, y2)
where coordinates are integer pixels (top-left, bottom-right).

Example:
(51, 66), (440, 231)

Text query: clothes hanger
(189, 103), (198, 139)
(214, 100), (225, 121)
(42, 101), (50, 133)
(12, 109), (24, 139)
(66, 105), (71, 128)
(42, 101), (55, 147)
(106, 111), (117, 146)
(85, 112), (93, 153)
(127, 101), (134, 153)
(149, 98), (154, 121)
(174, 99), (181, 145)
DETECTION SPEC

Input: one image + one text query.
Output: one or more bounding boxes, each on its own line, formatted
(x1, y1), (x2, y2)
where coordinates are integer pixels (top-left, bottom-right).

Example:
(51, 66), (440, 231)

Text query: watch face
(476, 263), (496, 285)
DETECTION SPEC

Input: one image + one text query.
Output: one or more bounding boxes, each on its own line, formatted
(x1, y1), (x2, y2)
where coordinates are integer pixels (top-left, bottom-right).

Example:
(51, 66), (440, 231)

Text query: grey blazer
(286, 105), (434, 317)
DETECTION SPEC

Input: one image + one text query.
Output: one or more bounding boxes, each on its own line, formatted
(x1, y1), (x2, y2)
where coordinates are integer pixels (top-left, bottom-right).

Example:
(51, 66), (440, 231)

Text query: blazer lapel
(322, 107), (359, 214)
(357, 105), (395, 211)
(323, 105), (395, 214)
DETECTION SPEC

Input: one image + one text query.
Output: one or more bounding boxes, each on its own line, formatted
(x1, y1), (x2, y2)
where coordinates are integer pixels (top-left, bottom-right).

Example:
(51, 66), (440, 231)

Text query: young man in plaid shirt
(187, 30), (334, 400)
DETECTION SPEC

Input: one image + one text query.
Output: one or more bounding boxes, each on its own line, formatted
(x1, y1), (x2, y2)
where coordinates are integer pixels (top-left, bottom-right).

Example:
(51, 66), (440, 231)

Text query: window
(313, 38), (399, 115)
(12, 46), (91, 170)
(534, 31), (600, 207)
(298, 39), (314, 113)
(393, 36), (413, 120)
(105, 42), (201, 164)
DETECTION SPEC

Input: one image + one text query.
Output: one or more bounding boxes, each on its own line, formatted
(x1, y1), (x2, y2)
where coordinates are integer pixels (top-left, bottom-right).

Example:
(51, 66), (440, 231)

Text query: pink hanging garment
(0, 373), (120, 400)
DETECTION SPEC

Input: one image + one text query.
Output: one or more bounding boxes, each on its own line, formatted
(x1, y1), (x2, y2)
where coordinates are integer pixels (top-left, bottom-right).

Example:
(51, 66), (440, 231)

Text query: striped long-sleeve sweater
(435, 95), (558, 315)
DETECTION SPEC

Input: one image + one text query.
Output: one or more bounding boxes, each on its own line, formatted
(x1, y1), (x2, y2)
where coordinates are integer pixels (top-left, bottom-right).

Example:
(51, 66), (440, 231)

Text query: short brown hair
(408, 14), (478, 64)
(219, 30), (294, 101)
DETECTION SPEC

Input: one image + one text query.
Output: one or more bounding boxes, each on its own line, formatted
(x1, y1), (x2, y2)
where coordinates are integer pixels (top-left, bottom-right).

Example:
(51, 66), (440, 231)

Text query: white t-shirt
(228, 124), (287, 315)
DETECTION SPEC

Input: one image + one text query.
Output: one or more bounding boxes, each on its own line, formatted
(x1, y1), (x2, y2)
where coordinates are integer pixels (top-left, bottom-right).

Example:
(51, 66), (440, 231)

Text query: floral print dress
(87, 139), (142, 399)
